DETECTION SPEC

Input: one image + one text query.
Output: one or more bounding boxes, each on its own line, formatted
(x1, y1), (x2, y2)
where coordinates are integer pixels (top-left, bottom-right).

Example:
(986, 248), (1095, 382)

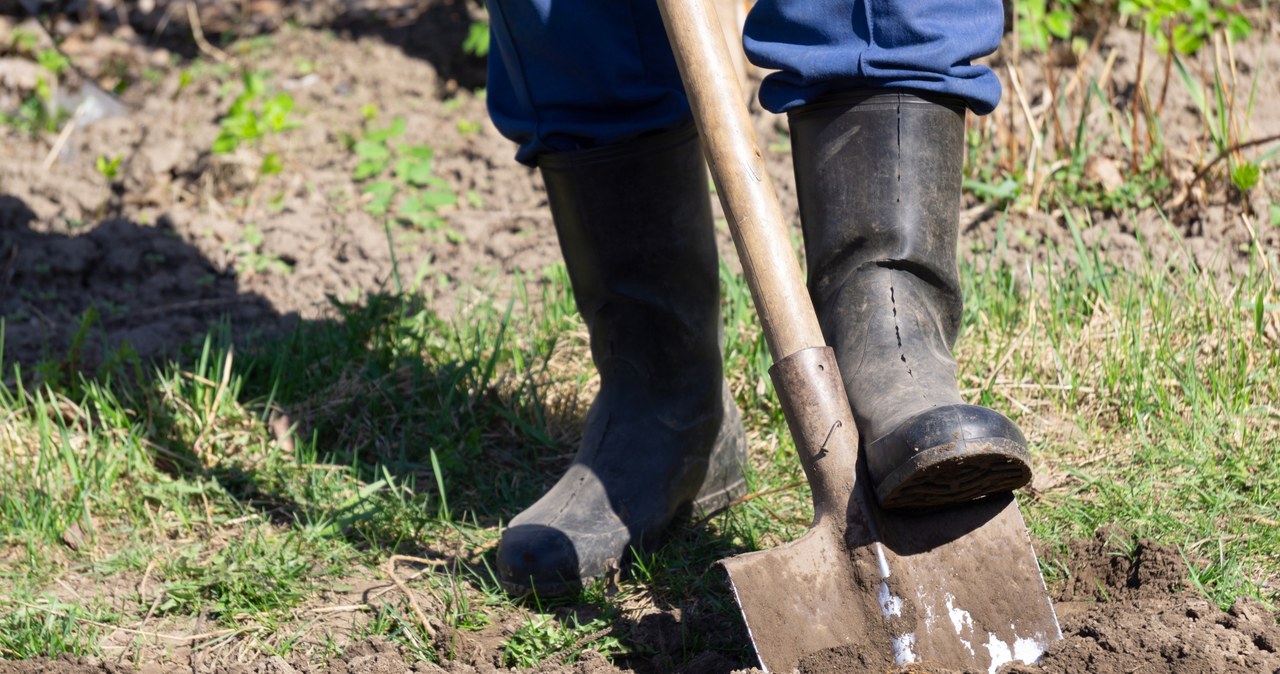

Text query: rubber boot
(496, 124), (748, 595)
(788, 91), (1032, 510)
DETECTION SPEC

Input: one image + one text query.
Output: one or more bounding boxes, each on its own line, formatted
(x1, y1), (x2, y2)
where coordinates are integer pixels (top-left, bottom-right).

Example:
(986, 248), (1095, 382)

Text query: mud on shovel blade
(655, 0), (1061, 671)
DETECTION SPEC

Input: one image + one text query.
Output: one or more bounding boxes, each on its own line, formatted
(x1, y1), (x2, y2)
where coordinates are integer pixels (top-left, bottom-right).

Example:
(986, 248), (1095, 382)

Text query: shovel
(655, 1), (1063, 671)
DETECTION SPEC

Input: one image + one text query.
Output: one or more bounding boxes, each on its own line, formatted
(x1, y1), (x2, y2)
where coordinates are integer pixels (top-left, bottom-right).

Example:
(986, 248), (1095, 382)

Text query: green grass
(2, 227), (1278, 666)
(959, 211), (1280, 606)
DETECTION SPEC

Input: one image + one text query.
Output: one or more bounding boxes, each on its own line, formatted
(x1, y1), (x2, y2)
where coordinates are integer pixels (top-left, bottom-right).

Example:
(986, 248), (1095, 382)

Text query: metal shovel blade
(722, 347), (1061, 673)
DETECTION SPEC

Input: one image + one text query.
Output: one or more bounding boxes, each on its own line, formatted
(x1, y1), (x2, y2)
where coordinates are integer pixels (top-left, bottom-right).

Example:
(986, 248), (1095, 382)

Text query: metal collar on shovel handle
(656, 1), (1063, 672)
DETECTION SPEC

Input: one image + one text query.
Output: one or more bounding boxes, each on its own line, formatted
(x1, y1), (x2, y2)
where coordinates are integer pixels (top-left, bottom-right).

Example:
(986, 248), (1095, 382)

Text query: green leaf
(354, 140), (390, 160)
(366, 117), (407, 143)
(396, 158), (436, 186)
(243, 71), (267, 97)
(1174, 55), (1211, 125)
(963, 177), (1021, 201)
(398, 191), (455, 229)
(1045, 10), (1073, 40)
(1171, 24), (1204, 55)
(220, 111), (262, 144)
(1226, 13), (1252, 41)
(36, 49), (69, 75)
(363, 180), (397, 216)
(1230, 162), (1260, 193)
(353, 140), (391, 180)
(95, 154), (122, 180)
(398, 144), (435, 161)
(415, 190), (457, 208)
(212, 131), (240, 154)
(262, 93), (300, 132)
(463, 21), (490, 58)
(260, 152), (284, 176)
(423, 176), (451, 190)
(353, 159), (386, 181)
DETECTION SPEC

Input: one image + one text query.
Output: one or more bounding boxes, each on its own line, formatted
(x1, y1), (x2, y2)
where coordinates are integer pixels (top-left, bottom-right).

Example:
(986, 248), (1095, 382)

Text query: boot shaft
(788, 90), (966, 343)
(538, 124), (724, 394)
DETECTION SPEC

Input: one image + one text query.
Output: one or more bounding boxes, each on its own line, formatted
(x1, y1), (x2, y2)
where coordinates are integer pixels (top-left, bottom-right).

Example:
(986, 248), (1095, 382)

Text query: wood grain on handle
(656, 0), (825, 362)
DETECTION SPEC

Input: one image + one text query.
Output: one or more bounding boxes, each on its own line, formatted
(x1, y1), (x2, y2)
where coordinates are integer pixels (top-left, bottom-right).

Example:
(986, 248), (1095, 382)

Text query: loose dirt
(3, 532), (1277, 674)
(2, 2), (1279, 673)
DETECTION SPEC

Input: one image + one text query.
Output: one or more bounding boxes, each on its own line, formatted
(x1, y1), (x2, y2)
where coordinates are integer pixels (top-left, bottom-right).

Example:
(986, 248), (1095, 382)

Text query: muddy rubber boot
(788, 91), (1032, 510)
(496, 124), (748, 595)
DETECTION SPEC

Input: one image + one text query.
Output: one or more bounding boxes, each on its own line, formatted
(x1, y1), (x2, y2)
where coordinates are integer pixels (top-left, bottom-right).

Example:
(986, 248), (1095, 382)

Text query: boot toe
(497, 523), (587, 596)
(868, 404), (1032, 510)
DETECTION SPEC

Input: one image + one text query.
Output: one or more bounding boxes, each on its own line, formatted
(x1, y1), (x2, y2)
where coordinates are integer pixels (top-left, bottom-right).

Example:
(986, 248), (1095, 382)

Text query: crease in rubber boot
(787, 90), (1032, 510)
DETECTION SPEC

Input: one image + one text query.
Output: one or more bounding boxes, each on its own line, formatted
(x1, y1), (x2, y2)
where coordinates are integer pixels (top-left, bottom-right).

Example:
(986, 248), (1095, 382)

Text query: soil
(2, 2), (1279, 673)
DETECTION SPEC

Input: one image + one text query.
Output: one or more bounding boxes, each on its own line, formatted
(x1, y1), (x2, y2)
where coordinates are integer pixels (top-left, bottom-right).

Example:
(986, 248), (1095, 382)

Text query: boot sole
(875, 437), (1031, 510)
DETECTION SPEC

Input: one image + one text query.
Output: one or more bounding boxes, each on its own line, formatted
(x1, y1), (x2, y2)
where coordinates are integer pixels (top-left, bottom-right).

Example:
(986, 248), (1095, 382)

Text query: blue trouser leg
(743, 0), (1004, 114)
(484, 0), (1003, 164)
(484, 0), (691, 165)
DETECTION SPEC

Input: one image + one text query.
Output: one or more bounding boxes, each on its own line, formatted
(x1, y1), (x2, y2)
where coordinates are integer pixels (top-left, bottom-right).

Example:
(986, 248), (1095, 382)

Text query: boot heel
(692, 391), (749, 513)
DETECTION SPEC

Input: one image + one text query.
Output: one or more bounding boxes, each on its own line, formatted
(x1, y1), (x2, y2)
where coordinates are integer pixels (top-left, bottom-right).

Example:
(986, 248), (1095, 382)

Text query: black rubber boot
(496, 124), (748, 595)
(788, 91), (1032, 510)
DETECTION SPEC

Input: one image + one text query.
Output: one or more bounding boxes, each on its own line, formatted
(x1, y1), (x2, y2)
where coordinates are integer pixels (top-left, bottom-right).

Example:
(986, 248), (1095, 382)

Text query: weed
(350, 114), (460, 237)
(226, 224), (291, 275)
(502, 613), (621, 667)
(157, 529), (340, 624)
(463, 21), (491, 58)
(213, 74), (299, 151)
(0, 48), (70, 135)
(1119, 0), (1251, 57)
(95, 154), (122, 182)
(1015, 0), (1079, 53)
(0, 601), (109, 659)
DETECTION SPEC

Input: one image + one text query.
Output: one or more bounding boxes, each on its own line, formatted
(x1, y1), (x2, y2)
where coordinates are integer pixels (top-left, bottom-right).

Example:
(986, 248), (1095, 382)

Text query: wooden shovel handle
(656, 0), (825, 362)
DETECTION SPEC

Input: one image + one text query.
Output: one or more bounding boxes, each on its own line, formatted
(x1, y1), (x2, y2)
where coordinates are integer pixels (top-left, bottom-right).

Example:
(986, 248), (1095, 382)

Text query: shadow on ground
(0, 192), (755, 672)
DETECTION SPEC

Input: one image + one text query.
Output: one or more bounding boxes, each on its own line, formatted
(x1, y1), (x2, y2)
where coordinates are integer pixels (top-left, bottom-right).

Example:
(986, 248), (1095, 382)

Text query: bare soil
(2, 2), (1279, 673)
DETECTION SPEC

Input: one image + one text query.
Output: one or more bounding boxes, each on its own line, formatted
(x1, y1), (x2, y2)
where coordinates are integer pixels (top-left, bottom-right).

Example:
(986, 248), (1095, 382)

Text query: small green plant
(207, 71), (300, 213)
(1015, 0), (1078, 52)
(157, 530), (321, 623)
(463, 21), (491, 58)
(8, 28), (38, 52)
(1231, 161), (1260, 194)
(0, 48), (71, 134)
(213, 73), (299, 151)
(0, 601), (107, 659)
(1119, 0), (1251, 56)
(350, 114), (459, 236)
(501, 613), (621, 667)
(227, 224), (291, 275)
(34, 49), (68, 77)
(95, 155), (122, 181)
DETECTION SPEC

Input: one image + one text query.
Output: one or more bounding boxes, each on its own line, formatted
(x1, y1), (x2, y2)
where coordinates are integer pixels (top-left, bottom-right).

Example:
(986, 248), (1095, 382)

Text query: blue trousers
(486, 0), (1003, 165)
